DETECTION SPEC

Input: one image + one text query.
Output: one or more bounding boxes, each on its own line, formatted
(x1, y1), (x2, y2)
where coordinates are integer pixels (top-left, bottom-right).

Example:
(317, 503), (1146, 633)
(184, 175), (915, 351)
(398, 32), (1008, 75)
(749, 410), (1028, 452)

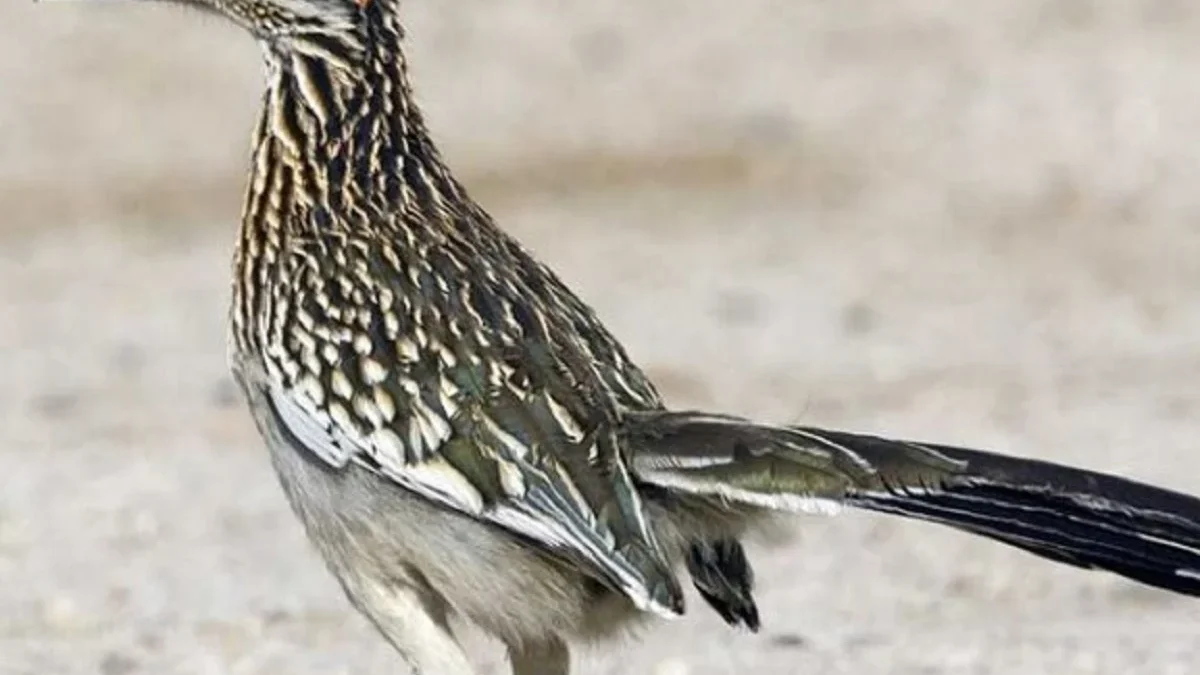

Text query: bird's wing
(260, 363), (683, 616)
(622, 410), (1200, 597)
(251, 237), (682, 617)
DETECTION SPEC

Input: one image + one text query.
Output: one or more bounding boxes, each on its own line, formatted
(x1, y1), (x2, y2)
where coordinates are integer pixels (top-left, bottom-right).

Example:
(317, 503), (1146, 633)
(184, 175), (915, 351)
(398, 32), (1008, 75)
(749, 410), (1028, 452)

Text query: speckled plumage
(68, 0), (1200, 673)
(228, 5), (690, 625)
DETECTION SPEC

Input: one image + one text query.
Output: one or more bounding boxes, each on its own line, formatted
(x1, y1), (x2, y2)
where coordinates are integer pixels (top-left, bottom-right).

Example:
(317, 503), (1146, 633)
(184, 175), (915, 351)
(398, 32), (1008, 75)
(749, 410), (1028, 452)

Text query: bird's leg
(508, 636), (570, 675)
(353, 577), (477, 675)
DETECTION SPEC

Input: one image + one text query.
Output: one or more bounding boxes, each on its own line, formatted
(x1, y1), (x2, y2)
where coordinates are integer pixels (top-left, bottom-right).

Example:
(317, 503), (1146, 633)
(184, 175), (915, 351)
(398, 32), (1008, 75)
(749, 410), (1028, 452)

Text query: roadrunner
(57, 0), (1200, 673)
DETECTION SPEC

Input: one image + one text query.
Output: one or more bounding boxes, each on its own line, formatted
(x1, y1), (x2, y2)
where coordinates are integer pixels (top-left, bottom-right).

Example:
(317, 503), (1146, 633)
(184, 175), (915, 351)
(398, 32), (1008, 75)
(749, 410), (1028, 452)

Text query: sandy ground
(4, 1), (1200, 673)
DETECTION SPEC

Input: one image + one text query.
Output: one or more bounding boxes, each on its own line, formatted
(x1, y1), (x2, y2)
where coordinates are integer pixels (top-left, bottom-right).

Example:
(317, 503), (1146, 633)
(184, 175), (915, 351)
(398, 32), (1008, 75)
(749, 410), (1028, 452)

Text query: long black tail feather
(803, 427), (1200, 597)
(624, 410), (1200, 600)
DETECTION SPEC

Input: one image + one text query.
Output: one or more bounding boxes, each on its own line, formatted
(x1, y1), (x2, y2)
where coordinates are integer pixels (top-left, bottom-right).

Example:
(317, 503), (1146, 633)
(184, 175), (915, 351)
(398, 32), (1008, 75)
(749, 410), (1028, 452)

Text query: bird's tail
(623, 410), (1200, 597)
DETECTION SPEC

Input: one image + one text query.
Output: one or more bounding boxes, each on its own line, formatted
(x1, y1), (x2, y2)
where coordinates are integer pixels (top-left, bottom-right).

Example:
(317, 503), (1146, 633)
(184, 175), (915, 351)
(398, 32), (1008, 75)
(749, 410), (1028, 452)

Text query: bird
(54, 0), (1200, 673)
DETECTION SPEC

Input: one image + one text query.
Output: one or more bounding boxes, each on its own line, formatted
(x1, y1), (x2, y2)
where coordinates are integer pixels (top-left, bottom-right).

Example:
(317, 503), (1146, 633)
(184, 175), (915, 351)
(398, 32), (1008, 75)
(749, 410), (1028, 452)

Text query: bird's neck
(231, 12), (471, 355)
(243, 14), (465, 238)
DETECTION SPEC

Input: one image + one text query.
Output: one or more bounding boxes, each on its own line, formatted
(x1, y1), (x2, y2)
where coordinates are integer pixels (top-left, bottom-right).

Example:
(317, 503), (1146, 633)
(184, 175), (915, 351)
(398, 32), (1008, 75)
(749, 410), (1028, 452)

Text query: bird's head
(42, 0), (396, 55)
(45, 0), (426, 169)
(182, 0), (389, 46)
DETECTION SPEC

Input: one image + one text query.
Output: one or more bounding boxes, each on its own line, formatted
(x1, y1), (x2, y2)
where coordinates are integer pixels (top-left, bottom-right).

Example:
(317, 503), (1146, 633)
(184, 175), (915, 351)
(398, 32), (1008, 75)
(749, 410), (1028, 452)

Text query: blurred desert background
(3, 1), (1200, 673)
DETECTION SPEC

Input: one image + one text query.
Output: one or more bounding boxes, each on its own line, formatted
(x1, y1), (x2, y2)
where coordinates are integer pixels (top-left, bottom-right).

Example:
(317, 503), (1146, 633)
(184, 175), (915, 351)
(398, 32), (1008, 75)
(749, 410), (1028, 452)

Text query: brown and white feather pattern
(230, 14), (684, 617)
(225, 4), (1200, 641)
